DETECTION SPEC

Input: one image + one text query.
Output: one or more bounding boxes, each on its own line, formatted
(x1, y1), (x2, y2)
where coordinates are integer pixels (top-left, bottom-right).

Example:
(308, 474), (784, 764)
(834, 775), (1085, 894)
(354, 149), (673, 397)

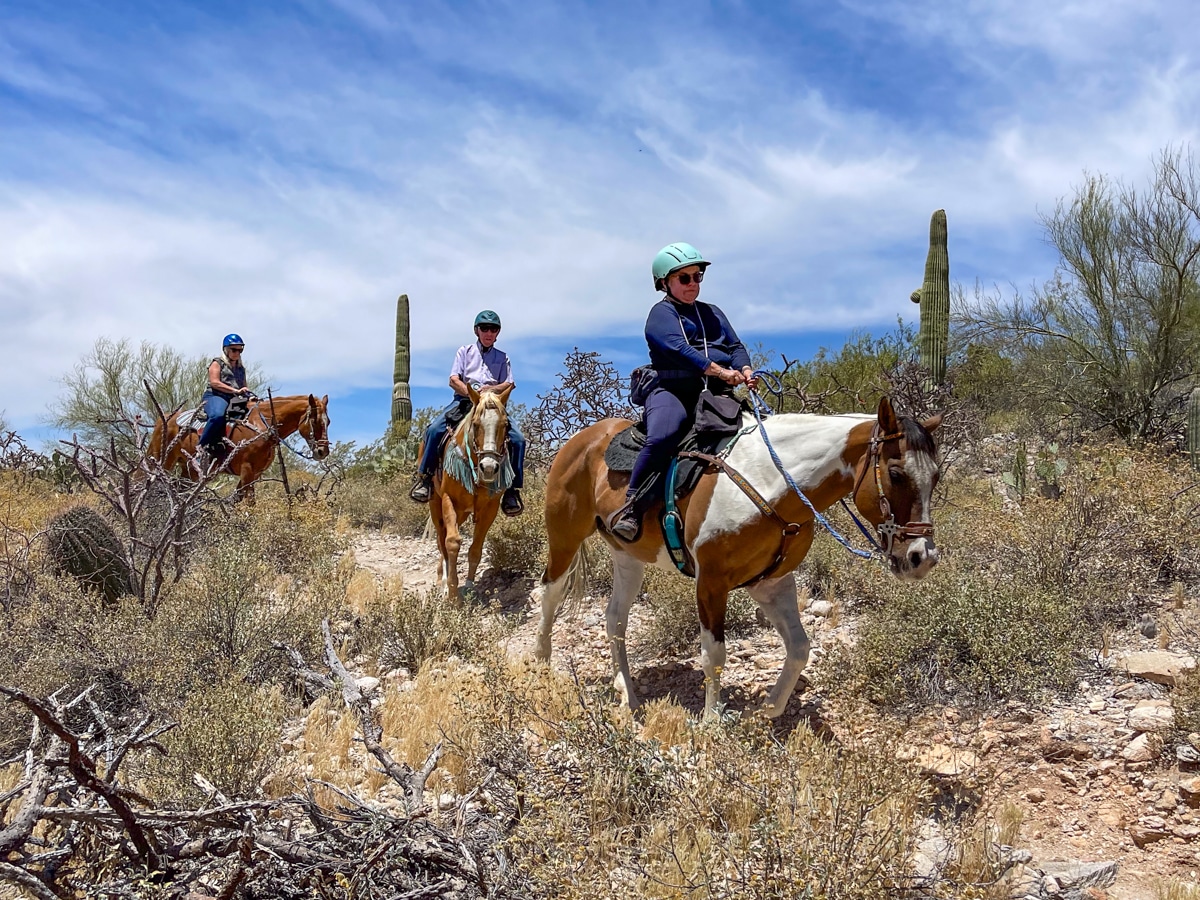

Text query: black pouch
(629, 366), (660, 407)
(694, 388), (743, 434)
(444, 398), (471, 428)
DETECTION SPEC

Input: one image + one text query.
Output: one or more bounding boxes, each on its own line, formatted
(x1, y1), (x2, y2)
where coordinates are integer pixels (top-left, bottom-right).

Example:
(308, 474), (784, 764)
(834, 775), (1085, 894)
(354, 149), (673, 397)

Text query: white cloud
(0, 1), (1197, 432)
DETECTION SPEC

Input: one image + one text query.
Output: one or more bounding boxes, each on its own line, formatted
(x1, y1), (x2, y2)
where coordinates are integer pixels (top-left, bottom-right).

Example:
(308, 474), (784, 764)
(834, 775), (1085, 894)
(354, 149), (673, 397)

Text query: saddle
(604, 416), (748, 513)
(178, 395), (251, 437)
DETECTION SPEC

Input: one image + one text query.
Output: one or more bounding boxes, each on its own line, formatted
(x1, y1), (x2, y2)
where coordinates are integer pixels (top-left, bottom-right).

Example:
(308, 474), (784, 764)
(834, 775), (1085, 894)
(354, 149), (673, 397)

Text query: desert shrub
(1174, 668), (1200, 740)
(820, 566), (1085, 708)
(145, 680), (287, 800)
(353, 579), (507, 674)
(164, 500), (345, 682)
(640, 564), (759, 657)
(484, 481), (546, 577)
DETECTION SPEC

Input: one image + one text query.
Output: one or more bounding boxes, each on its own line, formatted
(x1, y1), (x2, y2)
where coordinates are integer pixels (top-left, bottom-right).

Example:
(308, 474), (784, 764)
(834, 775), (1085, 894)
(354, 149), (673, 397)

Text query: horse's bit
(852, 424), (935, 555)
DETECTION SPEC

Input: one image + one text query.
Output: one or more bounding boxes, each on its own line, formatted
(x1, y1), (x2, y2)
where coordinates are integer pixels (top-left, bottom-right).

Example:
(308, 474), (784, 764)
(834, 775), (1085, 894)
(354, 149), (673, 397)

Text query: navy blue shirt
(645, 298), (752, 378)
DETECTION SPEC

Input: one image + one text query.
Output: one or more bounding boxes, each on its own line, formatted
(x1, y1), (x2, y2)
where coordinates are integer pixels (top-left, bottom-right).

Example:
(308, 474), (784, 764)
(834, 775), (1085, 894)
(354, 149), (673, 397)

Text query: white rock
(1127, 699), (1174, 734)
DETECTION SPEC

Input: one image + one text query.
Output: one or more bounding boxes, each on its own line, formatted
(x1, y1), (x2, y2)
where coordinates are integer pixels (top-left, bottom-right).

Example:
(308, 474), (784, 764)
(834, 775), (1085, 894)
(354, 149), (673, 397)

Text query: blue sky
(2, 0), (1197, 447)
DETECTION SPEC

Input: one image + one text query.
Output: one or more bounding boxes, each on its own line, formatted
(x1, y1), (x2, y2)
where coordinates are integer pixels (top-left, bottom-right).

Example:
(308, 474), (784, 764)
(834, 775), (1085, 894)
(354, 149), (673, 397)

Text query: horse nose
(905, 538), (938, 575)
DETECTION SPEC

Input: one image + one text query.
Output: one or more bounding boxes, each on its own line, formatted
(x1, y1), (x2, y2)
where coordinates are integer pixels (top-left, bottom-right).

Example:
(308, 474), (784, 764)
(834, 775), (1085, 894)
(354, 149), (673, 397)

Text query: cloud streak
(0, 0), (1197, 436)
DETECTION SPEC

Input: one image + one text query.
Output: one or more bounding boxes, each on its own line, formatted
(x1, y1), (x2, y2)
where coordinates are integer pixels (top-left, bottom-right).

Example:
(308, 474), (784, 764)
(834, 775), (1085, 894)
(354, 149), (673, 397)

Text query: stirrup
(608, 504), (640, 542)
(409, 475), (432, 504)
(501, 488), (524, 517)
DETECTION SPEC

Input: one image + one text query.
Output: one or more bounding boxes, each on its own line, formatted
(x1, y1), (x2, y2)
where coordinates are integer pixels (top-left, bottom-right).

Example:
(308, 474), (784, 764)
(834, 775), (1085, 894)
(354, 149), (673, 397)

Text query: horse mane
(454, 393), (506, 439)
(899, 416), (937, 454)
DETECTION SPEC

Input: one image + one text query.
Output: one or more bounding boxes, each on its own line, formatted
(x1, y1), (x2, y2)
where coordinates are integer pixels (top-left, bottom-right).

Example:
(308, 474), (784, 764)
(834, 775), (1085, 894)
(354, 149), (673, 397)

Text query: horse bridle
(851, 423), (935, 556)
(467, 404), (508, 479)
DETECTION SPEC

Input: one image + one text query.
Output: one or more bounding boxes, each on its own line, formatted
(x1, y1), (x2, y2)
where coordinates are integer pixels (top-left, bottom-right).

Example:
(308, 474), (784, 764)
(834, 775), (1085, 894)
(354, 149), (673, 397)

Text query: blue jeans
(199, 393), (230, 450)
(418, 396), (526, 489)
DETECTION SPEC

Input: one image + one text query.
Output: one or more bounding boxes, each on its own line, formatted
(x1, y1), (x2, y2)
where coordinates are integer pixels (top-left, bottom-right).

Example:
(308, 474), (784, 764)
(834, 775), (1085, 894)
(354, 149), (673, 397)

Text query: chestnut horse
(148, 394), (331, 502)
(426, 385), (515, 603)
(534, 396), (941, 718)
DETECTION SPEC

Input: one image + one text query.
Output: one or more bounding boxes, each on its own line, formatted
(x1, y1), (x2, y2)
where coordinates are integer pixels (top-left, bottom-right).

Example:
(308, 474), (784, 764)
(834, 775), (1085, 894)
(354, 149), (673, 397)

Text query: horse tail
(558, 541), (591, 613)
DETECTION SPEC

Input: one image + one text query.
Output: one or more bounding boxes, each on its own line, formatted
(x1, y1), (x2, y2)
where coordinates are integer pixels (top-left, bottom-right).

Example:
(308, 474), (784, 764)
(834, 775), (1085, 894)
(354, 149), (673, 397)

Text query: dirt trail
(349, 529), (1199, 899)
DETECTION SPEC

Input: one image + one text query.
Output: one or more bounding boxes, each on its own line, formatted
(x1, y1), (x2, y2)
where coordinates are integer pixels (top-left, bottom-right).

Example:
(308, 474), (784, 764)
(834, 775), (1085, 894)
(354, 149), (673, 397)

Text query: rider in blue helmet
(609, 244), (757, 541)
(409, 310), (527, 516)
(198, 334), (256, 463)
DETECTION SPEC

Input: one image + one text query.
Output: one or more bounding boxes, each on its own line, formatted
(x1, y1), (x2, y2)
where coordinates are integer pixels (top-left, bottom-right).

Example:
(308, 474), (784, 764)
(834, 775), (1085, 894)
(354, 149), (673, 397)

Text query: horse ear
(468, 384), (482, 406)
(876, 396), (900, 433)
(307, 393), (317, 407)
(497, 383), (514, 405)
(922, 413), (943, 433)
(321, 394), (328, 407)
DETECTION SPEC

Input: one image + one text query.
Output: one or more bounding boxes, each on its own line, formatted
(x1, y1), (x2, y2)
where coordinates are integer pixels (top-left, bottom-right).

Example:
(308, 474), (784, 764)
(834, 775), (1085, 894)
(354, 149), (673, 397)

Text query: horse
(425, 384), (515, 604)
(534, 395), (941, 719)
(147, 394), (331, 502)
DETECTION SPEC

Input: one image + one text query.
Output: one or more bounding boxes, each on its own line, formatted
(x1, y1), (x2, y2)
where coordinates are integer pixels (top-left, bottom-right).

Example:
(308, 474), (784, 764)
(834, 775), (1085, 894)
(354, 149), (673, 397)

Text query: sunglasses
(228, 347), (244, 352)
(477, 324), (500, 333)
(673, 270), (704, 285)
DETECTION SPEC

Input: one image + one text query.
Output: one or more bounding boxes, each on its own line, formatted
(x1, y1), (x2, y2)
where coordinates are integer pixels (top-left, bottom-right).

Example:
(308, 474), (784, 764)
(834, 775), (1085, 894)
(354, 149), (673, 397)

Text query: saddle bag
(629, 366), (660, 407)
(694, 387), (743, 435)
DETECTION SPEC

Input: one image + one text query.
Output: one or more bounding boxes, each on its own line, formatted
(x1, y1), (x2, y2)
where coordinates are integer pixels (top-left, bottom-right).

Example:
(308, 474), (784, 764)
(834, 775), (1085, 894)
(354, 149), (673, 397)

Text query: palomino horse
(148, 394), (331, 502)
(426, 385), (515, 604)
(535, 396), (941, 718)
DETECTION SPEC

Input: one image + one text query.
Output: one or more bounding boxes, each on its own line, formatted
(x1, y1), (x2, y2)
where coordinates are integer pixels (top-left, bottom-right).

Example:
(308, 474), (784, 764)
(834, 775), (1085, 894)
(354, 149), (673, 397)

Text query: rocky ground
(348, 530), (1200, 900)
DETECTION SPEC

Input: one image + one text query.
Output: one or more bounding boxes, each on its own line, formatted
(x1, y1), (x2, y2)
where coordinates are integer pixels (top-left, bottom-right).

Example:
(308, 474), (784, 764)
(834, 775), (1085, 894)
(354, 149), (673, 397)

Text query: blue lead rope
(747, 373), (879, 559)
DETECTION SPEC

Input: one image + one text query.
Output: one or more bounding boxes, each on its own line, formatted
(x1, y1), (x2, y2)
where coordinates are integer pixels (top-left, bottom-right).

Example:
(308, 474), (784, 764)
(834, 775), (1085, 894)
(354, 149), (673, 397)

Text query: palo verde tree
(956, 146), (1200, 444)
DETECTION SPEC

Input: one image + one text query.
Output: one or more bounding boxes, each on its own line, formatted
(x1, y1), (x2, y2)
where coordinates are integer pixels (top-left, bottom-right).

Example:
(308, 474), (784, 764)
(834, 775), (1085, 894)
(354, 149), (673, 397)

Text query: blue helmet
(222, 333), (245, 348)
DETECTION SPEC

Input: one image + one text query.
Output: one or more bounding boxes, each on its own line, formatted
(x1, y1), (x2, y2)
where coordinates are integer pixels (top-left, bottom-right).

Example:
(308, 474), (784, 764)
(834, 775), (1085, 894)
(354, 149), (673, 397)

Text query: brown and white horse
(148, 394), (331, 503)
(534, 396), (941, 718)
(426, 385), (515, 604)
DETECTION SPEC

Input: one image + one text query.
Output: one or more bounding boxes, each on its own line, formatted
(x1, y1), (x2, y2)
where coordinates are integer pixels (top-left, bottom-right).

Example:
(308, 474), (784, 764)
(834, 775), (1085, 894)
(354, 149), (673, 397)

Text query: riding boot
(501, 488), (523, 517)
(409, 472), (433, 504)
(609, 502), (641, 542)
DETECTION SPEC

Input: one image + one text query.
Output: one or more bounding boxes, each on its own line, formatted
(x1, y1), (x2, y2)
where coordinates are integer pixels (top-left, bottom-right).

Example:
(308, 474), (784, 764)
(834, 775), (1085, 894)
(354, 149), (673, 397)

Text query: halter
(851, 423), (936, 556)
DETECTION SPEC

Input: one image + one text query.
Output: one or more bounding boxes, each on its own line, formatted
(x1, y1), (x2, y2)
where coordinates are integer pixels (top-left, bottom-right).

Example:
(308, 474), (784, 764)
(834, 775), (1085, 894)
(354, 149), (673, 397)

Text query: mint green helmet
(474, 309), (502, 328)
(652, 243), (710, 290)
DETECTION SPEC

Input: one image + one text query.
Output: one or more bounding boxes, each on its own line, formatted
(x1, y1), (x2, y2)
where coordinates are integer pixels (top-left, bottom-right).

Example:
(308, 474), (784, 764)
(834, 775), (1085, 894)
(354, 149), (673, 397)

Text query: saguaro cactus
(391, 293), (412, 424)
(911, 209), (950, 387)
(45, 505), (134, 606)
(1189, 387), (1200, 470)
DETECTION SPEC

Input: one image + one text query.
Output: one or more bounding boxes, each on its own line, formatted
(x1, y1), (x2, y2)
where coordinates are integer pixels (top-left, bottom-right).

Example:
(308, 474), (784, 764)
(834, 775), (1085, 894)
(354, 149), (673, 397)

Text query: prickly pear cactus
(1189, 388), (1200, 471)
(917, 209), (950, 386)
(45, 505), (134, 606)
(391, 293), (412, 424)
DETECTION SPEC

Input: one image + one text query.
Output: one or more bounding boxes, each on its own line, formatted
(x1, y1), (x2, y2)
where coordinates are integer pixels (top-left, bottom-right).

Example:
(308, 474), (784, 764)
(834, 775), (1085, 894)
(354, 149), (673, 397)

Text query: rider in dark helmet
(198, 333), (256, 462)
(409, 310), (527, 517)
(609, 243), (757, 541)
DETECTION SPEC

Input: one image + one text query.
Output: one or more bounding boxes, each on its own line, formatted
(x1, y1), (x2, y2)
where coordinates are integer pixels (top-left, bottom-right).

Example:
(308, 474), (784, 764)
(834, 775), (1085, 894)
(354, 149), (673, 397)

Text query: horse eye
(888, 467), (906, 482)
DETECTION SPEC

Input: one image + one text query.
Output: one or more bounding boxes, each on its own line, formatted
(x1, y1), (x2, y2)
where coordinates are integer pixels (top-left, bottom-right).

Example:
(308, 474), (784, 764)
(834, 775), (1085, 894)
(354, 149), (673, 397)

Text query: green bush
(820, 567), (1085, 708)
(484, 481), (546, 577)
(146, 679), (287, 800)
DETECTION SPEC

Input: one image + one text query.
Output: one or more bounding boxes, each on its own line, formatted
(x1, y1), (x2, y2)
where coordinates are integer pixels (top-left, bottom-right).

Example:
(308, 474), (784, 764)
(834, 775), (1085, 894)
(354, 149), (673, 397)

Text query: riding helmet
(222, 333), (245, 348)
(652, 243), (710, 290)
(474, 310), (502, 328)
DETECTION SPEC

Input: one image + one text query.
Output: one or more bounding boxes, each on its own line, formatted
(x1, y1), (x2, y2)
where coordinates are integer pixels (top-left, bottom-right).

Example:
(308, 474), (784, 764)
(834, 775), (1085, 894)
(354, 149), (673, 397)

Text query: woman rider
(199, 333), (256, 460)
(610, 243), (757, 541)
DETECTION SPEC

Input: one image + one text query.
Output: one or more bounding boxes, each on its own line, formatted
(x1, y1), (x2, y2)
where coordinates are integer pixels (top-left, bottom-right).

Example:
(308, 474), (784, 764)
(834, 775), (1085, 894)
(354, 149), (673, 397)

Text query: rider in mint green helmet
(652, 243), (711, 292)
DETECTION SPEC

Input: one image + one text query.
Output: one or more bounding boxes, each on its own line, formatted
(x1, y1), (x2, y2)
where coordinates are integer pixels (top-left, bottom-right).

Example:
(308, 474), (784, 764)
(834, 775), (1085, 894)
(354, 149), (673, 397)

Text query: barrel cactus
(391, 293), (412, 424)
(1189, 387), (1200, 471)
(45, 505), (134, 606)
(913, 209), (950, 387)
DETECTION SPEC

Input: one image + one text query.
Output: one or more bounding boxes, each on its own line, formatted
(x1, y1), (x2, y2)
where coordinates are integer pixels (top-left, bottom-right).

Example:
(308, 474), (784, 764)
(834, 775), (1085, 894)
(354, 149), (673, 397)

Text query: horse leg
(441, 493), (463, 606)
(607, 552), (646, 710)
(696, 579), (730, 718)
(534, 494), (597, 663)
(465, 497), (500, 596)
(429, 489), (448, 588)
(746, 570), (811, 719)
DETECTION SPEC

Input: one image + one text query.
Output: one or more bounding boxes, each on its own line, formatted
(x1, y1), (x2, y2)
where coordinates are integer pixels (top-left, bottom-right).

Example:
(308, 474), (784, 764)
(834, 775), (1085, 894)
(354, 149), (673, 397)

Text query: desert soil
(349, 529), (1200, 899)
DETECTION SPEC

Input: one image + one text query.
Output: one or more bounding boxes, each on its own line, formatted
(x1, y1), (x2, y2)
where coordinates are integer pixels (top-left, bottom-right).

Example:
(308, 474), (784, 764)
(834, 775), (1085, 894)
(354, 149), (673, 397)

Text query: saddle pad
(604, 423), (741, 502)
(176, 409), (204, 431)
